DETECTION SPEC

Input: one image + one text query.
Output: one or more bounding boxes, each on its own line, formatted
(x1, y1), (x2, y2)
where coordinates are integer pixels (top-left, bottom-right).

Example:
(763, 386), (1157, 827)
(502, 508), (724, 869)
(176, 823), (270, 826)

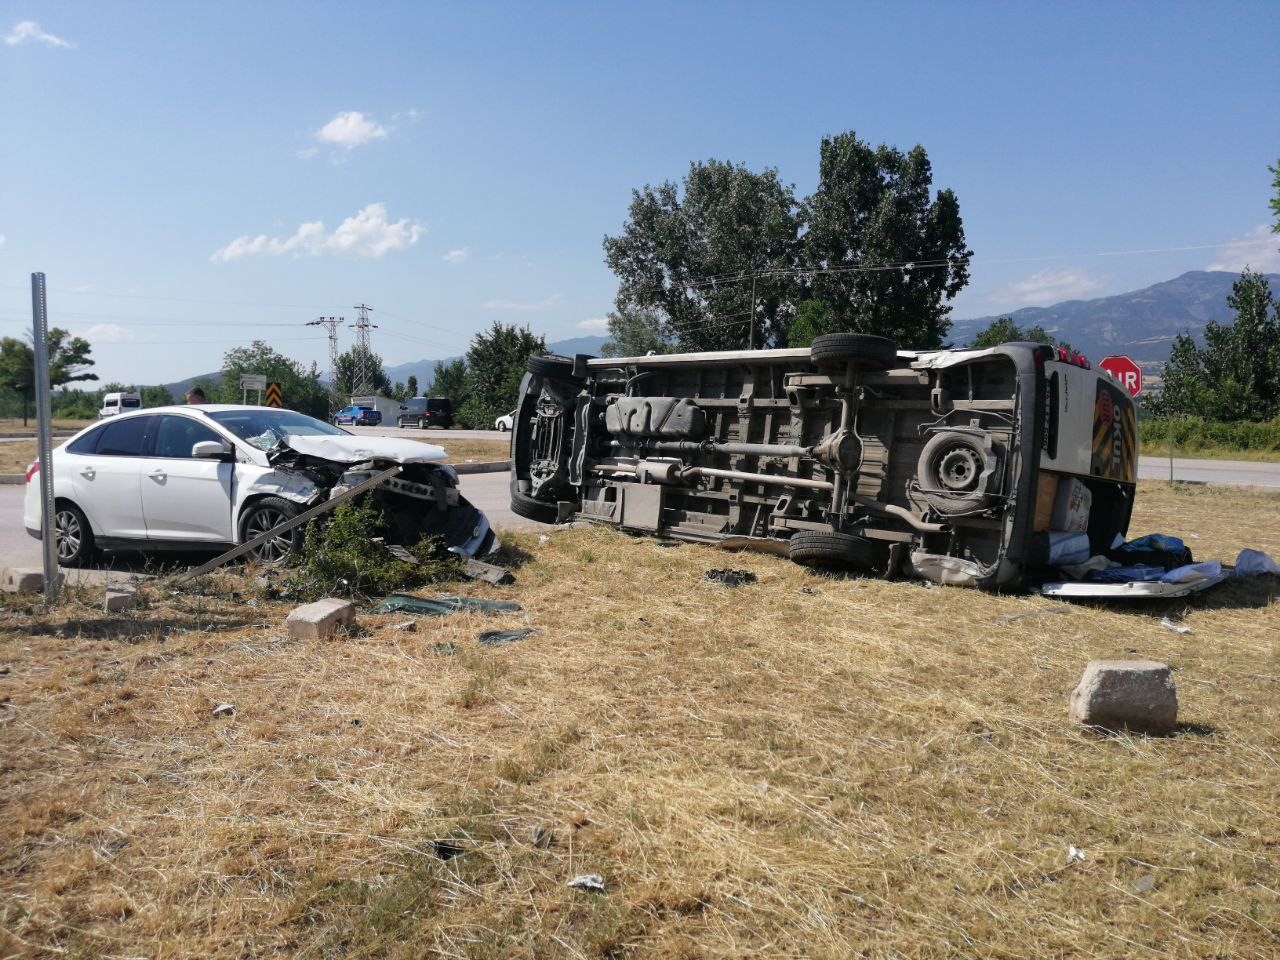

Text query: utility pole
(350, 303), (378, 396)
(306, 315), (344, 412)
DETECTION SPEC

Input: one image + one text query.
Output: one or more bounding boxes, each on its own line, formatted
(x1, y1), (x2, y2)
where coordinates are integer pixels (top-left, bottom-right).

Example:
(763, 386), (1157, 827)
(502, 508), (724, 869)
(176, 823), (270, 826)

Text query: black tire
(526, 354), (577, 380)
(917, 431), (996, 515)
(239, 496), (304, 565)
(510, 489), (560, 524)
(497, 421), (509, 433)
(54, 502), (96, 568)
(810, 333), (899, 371)
(788, 530), (882, 570)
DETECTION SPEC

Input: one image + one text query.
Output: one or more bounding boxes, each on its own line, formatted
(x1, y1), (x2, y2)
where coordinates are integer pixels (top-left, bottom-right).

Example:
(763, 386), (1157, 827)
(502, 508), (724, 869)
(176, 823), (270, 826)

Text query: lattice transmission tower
(306, 315), (344, 412)
(350, 303), (379, 396)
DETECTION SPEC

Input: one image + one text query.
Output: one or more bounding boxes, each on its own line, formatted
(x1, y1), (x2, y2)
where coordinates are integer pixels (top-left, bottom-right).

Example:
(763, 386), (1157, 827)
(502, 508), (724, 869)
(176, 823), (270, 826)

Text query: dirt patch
(1, 482), (1277, 958)
(1, 440), (37, 475)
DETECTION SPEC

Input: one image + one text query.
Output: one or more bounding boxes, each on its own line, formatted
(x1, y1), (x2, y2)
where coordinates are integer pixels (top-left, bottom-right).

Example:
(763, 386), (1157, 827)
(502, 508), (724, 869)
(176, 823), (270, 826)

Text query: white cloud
(79, 323), (132, 344)
(577, 317), (609, 332)
(441, 247), (471, 265)
(5, 21), (74, 48)
(482, 294), (564, 311)
(0, 234), (6, 247)
(295, 146), (319, 160)
(211, 203), (425, 262)
(314, 111), (388, 149)
(1206, 225), (1280, 273)
(993, 267), (1104, 306)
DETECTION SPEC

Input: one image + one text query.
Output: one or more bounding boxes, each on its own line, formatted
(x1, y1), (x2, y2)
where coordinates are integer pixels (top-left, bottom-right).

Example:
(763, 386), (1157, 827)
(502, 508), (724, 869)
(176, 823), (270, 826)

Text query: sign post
(239, 373), (266, 405)
(31, 273), (60, 603)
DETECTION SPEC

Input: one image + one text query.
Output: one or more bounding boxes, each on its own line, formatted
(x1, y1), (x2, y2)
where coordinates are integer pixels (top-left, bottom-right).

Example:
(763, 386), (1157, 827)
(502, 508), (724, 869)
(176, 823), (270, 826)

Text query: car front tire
(239, 497), (304, 565)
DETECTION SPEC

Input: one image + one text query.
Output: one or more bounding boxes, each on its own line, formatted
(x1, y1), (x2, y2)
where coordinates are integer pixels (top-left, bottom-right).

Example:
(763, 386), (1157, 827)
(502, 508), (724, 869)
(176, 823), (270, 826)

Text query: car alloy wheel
(55, 509), (83, 561)
(241, 499), (301, 564)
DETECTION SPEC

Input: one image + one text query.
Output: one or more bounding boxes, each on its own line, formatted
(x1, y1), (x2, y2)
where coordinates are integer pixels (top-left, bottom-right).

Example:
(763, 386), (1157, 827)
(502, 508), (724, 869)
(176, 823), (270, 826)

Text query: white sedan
(24, 405), (495, 567)
(494, 410), (515, 432)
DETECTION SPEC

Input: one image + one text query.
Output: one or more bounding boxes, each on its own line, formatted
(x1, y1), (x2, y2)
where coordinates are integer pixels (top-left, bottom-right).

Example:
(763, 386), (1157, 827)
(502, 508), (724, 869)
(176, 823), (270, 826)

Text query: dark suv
(334, 405), (382, 426)
(397, 397), (455, 429)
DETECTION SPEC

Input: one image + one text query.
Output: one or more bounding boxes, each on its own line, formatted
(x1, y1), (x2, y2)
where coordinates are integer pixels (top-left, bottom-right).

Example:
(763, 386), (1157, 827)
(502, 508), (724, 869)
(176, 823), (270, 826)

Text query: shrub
(1141, 416), (1280, 453)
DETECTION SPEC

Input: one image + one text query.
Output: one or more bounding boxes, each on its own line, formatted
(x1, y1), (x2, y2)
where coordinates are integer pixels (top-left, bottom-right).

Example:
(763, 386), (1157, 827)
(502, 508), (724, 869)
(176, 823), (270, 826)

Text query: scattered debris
(567, 874), (606, 892)
(104, 587), (138, 613)
(477, 627), (539, 647)
(538, 535), (551, 545)
(286, 598), (355, 641)
(0, 665), (9, 675)
(2, 567), (43, 594)
(1130, 874), (1157, 894)
(653, 538), (681, 548)
(1236, 549), (1280, 576)
(704, 568), (757, 588)
(371, 595), (522, 617)
(392, 620), (417, 632)
(429, 839), (465, 861)
(463, 558), (515, 585)
(1159, 617), (1192, 635)
(386, 544), (418, 564)
(997, 607), (1069, 624)
(1067, 845), (1087, 863)
(432, 641), (457, 656)
(1069, 660), (1178, 735)
(212, 703), (235, 718)
(529, 824), (554, 848)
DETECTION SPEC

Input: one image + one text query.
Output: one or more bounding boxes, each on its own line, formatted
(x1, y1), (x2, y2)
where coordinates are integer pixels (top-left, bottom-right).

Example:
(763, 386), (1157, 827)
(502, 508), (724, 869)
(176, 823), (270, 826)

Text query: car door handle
(149, 469), (167, 481)
(80, 467), (95, 479)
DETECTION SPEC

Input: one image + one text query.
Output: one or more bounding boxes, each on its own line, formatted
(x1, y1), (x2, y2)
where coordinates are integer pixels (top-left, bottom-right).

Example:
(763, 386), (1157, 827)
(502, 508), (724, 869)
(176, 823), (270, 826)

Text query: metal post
(748, 274), (757, 350)
(31, 273), (60, 603)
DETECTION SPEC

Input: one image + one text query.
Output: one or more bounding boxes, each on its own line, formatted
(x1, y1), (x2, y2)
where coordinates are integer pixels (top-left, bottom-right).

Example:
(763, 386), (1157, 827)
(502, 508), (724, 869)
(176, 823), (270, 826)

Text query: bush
(1141, 416), (1280, 453)
(278, 497), (462, 601)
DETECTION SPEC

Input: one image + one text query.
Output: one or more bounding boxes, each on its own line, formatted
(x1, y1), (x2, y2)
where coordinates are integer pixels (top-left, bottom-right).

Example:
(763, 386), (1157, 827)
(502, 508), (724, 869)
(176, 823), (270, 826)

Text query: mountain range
(163, 270), (1274, 395)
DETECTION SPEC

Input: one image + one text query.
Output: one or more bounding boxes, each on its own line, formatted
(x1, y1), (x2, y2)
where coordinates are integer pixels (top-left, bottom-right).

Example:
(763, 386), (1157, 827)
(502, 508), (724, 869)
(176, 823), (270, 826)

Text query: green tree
(141, 384), (175, 407)
(803, 132), (971, 349)
(969, 317), (1056, 349)
(1270, 158), (1280, 235)
(601, 304), (675, 357)
(603, 159), (802, 351)
(458, 322), (546, 428)
(391, 381), (406, 402)
(0, 328), (98, 424)
(216, 341), (330, 419)
(333, 345), (391, 397)
(1149, 269), (1280, 421)
(786, 299), (839, 348)
(430, 358), (467, 404)
(405, 374), (419, 398)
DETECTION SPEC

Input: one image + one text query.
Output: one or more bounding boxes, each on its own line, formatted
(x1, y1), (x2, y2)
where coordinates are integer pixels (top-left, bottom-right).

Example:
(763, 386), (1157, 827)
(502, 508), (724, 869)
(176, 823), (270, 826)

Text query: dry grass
(1, 441), (38, 475)
(0, 418), (92, 435)
(1, 481), (1278, 958)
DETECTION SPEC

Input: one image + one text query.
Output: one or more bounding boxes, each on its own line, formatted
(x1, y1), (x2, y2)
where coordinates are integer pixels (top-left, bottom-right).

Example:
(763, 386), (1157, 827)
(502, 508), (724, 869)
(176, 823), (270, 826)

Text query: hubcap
(937, 445), (981, 491)
(245, 509), (293, 563)
(55, 510), (82, 561)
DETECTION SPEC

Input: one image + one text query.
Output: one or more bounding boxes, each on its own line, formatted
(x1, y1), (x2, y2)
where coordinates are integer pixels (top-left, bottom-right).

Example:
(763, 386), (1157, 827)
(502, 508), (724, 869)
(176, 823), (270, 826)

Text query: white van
(99, 392), (142, 419)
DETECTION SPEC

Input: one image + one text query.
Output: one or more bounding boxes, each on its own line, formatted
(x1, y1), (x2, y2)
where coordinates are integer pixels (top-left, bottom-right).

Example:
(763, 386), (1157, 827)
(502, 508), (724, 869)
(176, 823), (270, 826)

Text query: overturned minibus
(509, 335), (1138, 590)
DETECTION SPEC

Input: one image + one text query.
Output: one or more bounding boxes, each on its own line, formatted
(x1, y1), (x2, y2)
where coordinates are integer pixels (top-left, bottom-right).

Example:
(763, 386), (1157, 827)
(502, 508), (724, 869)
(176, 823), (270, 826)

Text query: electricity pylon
(306, 315), (344, 412)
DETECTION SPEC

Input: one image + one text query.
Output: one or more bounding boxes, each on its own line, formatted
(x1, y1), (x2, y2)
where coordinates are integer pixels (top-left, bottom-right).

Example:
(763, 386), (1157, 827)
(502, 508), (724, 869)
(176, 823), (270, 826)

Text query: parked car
(509, 340), (1138, 591)
(99, 391), (141, 419)
(397, 397), (455, 429)
(334, 405), (382, 426)
(494, 410), (515, 432)
(25, 405), (495, 567)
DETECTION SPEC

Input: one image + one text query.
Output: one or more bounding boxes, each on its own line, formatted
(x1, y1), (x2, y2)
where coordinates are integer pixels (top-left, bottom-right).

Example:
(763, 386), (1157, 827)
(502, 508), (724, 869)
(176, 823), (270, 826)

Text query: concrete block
(286, 598), (355, 640)
(105, 587), (138, 613)
(1069, 659), (1178, 734)
(2, 567), (44, 594)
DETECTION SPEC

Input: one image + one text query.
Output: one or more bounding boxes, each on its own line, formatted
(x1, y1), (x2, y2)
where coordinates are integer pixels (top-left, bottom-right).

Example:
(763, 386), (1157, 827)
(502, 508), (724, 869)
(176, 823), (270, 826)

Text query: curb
(0, 475), (22, 485)
(451, 460), (511, 475)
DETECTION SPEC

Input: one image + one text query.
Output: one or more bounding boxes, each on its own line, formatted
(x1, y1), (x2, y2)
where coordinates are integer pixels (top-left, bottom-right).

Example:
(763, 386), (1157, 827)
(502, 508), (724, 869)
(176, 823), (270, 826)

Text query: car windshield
(208, 409), (348, 451)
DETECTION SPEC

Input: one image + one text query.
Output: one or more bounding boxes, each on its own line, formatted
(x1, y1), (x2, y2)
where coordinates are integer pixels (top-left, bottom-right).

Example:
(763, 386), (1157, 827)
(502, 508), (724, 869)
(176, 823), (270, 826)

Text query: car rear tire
(239, 496), (304, 565)
(511, 489), (559, 524)
(810, 333), (899, 371)
(526, 354), (578, 380)
(788, 530), (882, 571)
(54, 502), (96, 568)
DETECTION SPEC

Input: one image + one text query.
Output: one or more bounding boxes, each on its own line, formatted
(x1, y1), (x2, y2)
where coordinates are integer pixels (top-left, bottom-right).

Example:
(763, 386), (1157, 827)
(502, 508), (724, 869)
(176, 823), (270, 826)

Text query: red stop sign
(1099, 355), (1142, 397)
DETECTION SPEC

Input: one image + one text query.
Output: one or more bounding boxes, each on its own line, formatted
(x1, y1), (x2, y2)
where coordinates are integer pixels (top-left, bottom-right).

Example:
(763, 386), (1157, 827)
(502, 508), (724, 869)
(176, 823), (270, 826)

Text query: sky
(2, 1), (1278, 385)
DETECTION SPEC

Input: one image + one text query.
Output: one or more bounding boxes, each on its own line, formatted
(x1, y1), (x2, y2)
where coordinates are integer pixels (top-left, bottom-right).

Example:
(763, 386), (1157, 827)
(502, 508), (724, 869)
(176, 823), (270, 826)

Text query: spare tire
(916, 431), (999, 516)
(788, 530), (883, 571)
(810, 333), (899, 371)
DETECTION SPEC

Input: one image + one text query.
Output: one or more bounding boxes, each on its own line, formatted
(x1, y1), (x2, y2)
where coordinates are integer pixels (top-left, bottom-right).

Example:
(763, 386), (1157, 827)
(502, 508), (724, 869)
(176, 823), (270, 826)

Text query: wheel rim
(55, 510), (82, 561)
(937, 445), (981, 491)
(245, 508), (293, 562)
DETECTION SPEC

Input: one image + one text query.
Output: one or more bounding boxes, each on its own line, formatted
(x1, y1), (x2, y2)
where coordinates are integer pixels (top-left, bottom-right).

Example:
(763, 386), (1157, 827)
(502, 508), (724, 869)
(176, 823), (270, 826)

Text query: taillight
(25, 460), (40, 483)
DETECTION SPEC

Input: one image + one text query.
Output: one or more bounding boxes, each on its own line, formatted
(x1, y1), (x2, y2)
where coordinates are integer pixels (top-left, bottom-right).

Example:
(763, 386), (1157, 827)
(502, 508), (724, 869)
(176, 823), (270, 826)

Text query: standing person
(185, 387), (207, 405)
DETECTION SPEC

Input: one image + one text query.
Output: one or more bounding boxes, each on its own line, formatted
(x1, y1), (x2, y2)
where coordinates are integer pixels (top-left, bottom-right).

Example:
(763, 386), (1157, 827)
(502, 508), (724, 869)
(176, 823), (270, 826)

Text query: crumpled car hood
(280, 433), (448, 465)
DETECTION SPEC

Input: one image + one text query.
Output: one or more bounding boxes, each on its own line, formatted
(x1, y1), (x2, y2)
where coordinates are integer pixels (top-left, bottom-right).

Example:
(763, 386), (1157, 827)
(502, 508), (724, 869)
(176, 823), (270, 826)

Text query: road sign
(264, 382), (283, 408)
(239, 374), (267, 390)
(1099, 355), (1142, 398)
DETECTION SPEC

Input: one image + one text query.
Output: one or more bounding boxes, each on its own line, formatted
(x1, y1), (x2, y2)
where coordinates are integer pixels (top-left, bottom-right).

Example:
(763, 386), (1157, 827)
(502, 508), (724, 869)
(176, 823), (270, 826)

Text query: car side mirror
(193, 440), (232, 460)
